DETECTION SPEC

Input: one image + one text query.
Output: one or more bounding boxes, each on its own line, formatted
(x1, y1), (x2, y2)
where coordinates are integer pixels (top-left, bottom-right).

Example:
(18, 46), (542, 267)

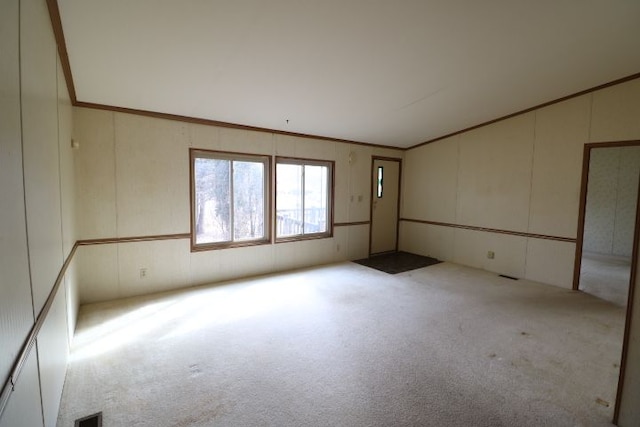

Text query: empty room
(2, 1), (640, 426)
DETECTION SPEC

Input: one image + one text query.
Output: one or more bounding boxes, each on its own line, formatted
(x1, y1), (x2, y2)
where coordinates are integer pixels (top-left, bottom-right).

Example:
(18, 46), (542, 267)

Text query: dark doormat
(353, 251), (441, 274)
(75, 412), (102, 427)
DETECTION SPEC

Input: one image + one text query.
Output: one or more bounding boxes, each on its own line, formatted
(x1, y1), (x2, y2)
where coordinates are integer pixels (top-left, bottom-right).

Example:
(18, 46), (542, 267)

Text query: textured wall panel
(36, 290), (69, 427)
(0, 0), (34, 387)
(583, 148), (619, 254)
(2, 1), (77, 424)
(114, 113), (190, 237)
(584, 147), (640, 257)
(613, 147), (640, 257)
(529, 96), (590, 238)
(524, 239), (575, 289)
(456, 113), (535, 232)
(398, 221), (455, 263)
(452, 228), (527, 279)
(0, 351), (43, 427)
(402, 136), (459, 223)
(590, 78), (640, 143)
(57, 58), (76, 258)
(73, 107), (117, 239)
(20, 0), (64, 313)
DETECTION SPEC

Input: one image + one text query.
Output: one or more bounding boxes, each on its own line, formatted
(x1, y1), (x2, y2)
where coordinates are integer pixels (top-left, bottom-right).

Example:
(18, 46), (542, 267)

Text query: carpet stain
(488, 353), (497, 358)
(189, 364), (203, 378)
(175, 402), (227, 426)
(520, 331), (530, 336)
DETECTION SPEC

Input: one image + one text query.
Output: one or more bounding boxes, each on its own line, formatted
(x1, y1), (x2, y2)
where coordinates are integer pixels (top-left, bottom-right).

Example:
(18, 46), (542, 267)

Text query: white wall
(401, 77), (640, 289)
(73, 108), (402, 303)
(584, 146), (640, 258)
(0, 0), (35, 415)
(0, 0), (77, 426)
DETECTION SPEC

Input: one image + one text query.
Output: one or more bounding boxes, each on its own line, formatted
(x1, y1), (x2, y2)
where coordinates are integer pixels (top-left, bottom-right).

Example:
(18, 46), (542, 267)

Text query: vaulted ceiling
(58, 0), (640, 148)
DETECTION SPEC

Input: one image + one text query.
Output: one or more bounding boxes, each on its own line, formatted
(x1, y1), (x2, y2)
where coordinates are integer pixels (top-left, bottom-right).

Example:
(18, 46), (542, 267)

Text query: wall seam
(453, 136), (462, 260)
(17, 0), (36, 328)
(112, 112), (121, 297)
(54, 54), (71, 353)
(611, 150), (622, 255)
(587, 92), (595, 142)
(18, 1), (46, 424)
(523, 111), (538, 279)
(34, 345), (45, 427)
(187, 123), (193, 287)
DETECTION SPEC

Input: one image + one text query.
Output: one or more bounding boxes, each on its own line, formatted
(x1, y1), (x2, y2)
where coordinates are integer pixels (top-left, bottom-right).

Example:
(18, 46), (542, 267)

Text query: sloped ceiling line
(409, 72), (640, 150)
(45, 0), (76, 102)
(46, 1), (640, 151)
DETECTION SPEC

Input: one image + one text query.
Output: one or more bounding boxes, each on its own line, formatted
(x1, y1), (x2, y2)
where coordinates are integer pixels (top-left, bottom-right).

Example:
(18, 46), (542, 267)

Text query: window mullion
(229, 160), (235, 242)
(301, 166), (306, 234)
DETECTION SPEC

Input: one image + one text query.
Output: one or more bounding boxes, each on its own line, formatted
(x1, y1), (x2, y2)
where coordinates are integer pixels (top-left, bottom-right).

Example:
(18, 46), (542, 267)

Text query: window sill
(275, 232), (333, 244)
(190, 238), (271, 252)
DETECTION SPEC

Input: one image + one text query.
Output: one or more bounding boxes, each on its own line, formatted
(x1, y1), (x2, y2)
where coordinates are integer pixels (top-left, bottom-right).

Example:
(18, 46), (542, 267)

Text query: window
(191, 149), (270, 250)
(377, 166), (383, 198)
(276, 157), (333, 241)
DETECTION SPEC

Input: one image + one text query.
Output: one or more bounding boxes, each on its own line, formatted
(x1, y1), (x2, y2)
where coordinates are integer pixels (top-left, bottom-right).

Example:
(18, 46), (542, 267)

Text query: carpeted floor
(580, 251), (631, 307)
(57, 262), (625, 427)
(353, 251), (440, 274)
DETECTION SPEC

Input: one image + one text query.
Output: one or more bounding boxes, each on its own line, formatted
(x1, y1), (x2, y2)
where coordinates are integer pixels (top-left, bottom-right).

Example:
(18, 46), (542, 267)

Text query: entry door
(370, 158), (400, 255)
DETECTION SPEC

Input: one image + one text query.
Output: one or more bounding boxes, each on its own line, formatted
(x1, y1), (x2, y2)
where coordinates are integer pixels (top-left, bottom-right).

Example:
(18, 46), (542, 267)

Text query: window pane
(377, 166), (383, 198)
(276, 164), (303, 237)
(303, 165), (328, 234)
(233, 161), (265, 241)
(194, 158), (231, 244)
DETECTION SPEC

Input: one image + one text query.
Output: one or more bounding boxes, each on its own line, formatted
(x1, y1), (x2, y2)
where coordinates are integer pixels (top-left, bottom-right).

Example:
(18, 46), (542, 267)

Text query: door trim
(573, 140), (640, 290)
(571, 140), (640, 425)
(613, 162), (640, 424)
(369, 156), (402, 256)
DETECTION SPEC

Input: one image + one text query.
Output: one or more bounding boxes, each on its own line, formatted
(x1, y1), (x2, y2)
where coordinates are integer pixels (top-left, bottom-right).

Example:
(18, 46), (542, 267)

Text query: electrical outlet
(487, 251), (495, 259)
(140, 268), (148, 278)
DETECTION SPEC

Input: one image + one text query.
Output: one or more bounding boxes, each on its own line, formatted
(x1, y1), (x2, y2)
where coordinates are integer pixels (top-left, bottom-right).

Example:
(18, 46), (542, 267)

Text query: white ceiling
(58, 0), (640, 148)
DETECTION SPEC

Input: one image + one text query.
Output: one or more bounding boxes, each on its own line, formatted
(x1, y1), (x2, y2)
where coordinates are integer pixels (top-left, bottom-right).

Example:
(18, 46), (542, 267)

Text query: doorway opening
(574, 141), (640, 424)
(575, 142), (640, 307)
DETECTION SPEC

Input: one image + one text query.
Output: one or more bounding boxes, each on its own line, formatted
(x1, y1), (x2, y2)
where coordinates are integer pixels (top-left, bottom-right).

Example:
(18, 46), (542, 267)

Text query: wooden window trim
(275, 156), (334, 243)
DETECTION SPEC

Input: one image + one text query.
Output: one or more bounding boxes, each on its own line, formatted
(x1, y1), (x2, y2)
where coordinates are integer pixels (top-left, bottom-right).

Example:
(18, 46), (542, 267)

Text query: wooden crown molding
(408, 72), (640, 150)
(46, 0), (639, 153)
(46, 0), (77, 103)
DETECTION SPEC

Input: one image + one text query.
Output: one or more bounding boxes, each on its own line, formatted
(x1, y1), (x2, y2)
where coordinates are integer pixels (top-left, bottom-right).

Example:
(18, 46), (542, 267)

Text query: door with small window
(370, 157), (400, 255)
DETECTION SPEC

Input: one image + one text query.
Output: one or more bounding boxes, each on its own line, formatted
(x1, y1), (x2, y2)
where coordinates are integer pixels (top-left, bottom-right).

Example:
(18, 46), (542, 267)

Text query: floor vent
(499, 274), (519, 280)
(75, 412), (102, 427)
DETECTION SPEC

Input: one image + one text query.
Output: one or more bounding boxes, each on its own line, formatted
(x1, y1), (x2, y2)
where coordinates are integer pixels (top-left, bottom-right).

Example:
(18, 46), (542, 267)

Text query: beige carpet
(57, 262), (625, 426)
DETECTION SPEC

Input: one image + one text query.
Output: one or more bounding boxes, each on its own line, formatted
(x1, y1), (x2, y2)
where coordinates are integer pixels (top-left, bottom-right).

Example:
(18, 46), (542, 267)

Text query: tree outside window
(191, 150), (269, 249)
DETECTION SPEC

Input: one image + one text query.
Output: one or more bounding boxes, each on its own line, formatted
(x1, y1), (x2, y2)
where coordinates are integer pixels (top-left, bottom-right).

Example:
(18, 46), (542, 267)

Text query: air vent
(499, 274), (518, 280)
(75, 412), (102, 427)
